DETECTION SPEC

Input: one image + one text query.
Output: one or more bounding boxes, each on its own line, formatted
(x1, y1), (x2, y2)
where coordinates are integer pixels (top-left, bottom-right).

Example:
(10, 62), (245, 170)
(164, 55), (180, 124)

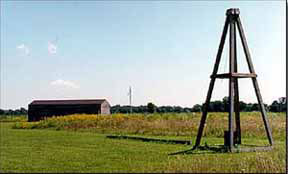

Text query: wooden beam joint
(210, 73), (257, 79)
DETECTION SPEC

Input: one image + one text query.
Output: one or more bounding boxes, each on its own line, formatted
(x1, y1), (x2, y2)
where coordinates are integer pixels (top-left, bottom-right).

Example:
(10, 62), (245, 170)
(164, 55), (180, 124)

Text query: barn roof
(29, 99), (108, 105)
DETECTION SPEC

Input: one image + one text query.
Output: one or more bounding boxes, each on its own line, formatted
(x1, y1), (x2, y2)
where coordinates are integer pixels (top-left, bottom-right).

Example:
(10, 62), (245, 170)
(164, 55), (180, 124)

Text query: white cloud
(50, 79), (79, 89)
(17, 44), (30, 55)
(48, 41), (57, 54)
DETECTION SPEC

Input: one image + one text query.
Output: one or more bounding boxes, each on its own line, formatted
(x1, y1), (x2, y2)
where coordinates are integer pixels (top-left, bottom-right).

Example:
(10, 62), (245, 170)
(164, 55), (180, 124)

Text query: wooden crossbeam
(210, 73), (257, 79)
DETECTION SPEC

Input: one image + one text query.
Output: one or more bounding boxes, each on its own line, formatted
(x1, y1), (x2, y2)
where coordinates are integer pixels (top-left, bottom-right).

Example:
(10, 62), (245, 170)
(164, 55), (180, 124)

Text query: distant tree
(20, 107), (27, 114)
(269, 100), (280, 112)
(0, 109), (4, 115)
(174, 106), (183, 113)
(263, 104), (269, 112)
(111, 105), (121, 113)
(192, 104), (202, 112)
(211, 100), (224, 112)
(109, 96), (285, 114)
(7, 109), (14, 115)
(158, 106), (171, 113)
(14, 109), (21, 115)
(222, 96), (229, 112)
(156, 107), (162, 113)
(147, 102), (157, 113)
(239, 101), (247, 112)
(132, 106), (139, 113)
(243, 103), (252, 112)
(183, 107), (192, 113)
(278, 97), (286, 112)
(137, 105), (147, 113)
(165, 106), (174, 112)
(120, 106), (131, 113)
(251, 103), (259, 111)
(278, 97), (286, 104)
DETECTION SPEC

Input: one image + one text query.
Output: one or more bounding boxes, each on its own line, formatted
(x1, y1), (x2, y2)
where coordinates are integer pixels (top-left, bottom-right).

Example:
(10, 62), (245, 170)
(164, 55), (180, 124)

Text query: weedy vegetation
(0, 115), (27, 122)
(0, 112), (285, 173)
(12, 112), (285, 140)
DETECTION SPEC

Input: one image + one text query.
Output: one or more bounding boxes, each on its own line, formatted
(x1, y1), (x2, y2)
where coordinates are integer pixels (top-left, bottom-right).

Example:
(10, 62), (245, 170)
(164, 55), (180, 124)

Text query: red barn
(28, 99), (111, 122)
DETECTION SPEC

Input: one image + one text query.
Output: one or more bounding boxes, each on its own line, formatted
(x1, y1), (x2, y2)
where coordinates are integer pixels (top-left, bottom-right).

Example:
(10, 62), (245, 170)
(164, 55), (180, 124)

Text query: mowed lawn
(0, 113), (286, 173)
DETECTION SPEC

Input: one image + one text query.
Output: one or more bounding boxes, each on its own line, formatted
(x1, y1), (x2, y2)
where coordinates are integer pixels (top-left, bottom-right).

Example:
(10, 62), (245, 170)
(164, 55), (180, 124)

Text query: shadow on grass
(169, 143), (272, 155)
(169, 144), (229, 155)
(106, 135), (191, 145)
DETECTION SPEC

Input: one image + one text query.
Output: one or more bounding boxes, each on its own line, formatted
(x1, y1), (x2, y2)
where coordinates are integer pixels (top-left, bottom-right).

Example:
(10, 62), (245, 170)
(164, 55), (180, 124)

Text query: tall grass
(12, 112), (285, 140)
(0, 115), (27, 122)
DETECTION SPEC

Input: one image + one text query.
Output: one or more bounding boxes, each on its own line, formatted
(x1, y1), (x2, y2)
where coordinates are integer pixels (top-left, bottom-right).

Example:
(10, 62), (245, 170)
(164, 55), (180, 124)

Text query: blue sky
(0, 1), (285, 109)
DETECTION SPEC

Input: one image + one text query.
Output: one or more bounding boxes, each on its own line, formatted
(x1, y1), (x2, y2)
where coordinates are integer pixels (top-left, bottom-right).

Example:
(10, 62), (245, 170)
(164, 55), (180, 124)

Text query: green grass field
(0, 113), (285, 173)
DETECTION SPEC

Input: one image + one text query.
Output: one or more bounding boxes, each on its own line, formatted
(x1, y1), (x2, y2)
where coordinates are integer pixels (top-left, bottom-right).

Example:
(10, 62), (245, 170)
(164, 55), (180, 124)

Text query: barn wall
(28, 104), (101, 122)
(101, 101), (111, 114)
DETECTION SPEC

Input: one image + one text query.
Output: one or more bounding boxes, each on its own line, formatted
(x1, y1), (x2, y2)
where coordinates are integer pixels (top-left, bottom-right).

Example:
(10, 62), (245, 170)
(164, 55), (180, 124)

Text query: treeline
(111, 97), (287, 114)
(0, 107), (27, 115)
(0, 97), (286, 115)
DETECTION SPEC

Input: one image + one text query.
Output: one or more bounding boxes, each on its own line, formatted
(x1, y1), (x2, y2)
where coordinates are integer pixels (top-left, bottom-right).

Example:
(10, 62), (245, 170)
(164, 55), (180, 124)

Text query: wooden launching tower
(193, 8), (273, 152)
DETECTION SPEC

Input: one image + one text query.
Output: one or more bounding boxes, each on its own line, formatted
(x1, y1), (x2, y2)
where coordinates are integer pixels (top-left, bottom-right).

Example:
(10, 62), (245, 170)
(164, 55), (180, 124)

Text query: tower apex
(226, 8), (240, 16)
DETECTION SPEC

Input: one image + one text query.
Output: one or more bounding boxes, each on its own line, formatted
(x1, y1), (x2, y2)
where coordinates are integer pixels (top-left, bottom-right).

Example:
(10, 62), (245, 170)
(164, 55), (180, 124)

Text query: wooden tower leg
(233, 18), (241, 145)
(236, 17), (273, 146)
(228, 16), (236, 151)
(192, 17), (230, 149)
(234, 66), (241, 144)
